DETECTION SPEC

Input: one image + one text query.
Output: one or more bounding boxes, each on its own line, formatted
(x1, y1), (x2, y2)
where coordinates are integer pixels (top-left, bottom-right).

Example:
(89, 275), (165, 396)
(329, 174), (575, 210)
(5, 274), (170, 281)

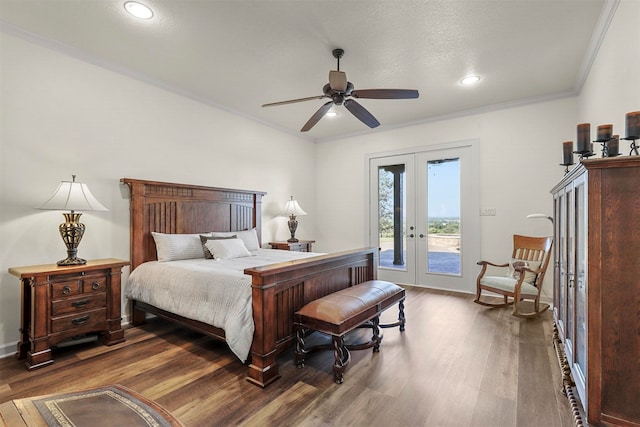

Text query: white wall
(579, 0), (639, 134)
(0, 33), (316, 356)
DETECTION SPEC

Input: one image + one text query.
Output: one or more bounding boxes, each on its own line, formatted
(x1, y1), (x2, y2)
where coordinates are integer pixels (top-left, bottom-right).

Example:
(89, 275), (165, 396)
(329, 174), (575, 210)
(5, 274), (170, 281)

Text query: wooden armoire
(551, 156), (639, 426)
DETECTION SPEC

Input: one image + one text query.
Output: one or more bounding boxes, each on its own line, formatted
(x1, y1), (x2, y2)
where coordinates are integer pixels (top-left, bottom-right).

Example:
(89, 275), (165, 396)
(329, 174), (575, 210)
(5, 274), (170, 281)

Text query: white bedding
(125, 249), (320, 361)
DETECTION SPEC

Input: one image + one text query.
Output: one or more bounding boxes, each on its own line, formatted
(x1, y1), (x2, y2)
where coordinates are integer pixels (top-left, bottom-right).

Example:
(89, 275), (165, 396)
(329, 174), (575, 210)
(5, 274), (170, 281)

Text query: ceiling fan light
(124, 1), (153, 19)
(460, 75), (480, 86)
(326, 111), (338, 118)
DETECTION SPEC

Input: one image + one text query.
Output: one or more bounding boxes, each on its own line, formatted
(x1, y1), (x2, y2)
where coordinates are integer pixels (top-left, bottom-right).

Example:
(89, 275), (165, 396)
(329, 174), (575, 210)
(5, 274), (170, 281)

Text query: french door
(368, 142), (479, 293)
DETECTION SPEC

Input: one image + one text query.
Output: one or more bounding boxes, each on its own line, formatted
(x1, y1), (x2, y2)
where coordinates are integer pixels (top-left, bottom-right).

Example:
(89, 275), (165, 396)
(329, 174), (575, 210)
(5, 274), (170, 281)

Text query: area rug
(26, 384), (183, 427)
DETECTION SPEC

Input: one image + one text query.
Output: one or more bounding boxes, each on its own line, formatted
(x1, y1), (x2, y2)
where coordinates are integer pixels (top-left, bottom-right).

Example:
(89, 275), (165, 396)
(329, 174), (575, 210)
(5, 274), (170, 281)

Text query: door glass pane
(426, 158), (461, 275)
(378, 164), (406, 271)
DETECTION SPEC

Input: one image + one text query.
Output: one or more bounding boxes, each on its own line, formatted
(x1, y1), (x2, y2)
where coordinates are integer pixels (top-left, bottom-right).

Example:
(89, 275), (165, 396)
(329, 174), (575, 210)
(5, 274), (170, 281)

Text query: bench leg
(332, 335), (350, 384)
(295, 328), (306, 368)
(379, 298), (406, 332)
(372, 315), (381, 352)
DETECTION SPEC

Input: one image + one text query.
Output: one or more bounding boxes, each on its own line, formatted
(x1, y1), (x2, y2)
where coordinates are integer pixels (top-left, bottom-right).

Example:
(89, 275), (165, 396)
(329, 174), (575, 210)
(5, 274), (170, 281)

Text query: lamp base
(287, 215), (299, 244)
(57, 212), (87, 266)
(57, 255), (87, 266)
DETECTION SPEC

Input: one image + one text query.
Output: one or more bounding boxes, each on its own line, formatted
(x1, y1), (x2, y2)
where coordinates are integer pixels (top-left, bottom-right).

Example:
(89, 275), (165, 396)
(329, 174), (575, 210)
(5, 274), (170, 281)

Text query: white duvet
(125, 249), (319, 362)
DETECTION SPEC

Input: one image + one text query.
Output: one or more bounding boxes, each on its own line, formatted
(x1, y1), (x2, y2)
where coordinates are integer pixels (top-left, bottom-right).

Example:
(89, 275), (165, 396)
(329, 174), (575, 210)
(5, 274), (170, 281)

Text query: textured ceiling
(0, 0), (612, 141)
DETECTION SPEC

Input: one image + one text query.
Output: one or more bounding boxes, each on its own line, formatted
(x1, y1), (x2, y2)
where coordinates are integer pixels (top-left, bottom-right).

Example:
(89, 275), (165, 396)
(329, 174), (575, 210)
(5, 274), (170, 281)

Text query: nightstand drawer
(269, 240), (315, 252)
(83, 275), (107, 293)
(288, 243), (308, 252)
(51, 280), (82, 298)
(52, 293), (107, 316)
(51, 308), (106, 334)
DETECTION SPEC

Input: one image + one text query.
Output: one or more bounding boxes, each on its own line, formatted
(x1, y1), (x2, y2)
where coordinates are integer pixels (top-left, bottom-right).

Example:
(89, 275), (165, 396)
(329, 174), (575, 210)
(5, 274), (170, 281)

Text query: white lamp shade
(39, 179), (109, 212)
(526, 213), (553, 223)
(283, 198), (307, 216)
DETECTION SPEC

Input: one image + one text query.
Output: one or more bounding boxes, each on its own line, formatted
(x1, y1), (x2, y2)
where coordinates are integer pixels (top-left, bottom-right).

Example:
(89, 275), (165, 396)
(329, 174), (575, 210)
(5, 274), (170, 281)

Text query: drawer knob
(92, 282), (100, 290)
(62, 285), (71, 295)
(71, 315), (90, 325)
(71, 299), (90, 308)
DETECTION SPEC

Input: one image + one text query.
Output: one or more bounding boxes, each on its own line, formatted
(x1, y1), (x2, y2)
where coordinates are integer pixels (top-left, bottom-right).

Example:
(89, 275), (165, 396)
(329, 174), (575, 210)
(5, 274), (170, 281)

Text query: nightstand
(8, 258), (129, 370)
(269, 240), (315, 252)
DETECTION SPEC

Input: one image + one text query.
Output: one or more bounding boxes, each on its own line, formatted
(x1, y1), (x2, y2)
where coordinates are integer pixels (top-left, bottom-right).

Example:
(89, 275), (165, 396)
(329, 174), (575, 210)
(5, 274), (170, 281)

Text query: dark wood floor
(0, 286), (574, 427)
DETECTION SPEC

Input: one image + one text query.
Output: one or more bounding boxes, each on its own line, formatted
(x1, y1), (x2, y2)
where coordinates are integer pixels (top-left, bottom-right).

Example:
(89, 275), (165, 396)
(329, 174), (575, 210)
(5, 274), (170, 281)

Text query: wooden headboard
(120, 178), (266, 270)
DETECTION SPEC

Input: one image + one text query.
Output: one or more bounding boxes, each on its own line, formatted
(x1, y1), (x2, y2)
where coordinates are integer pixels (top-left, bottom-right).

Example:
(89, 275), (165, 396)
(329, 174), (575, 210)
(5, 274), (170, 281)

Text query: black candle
(577, 123), (591, 152)
(607, 135), (619, 157)
(625, 111), (640, 139)
(597, 124), (612, 141)
(562, 141), (574, 165)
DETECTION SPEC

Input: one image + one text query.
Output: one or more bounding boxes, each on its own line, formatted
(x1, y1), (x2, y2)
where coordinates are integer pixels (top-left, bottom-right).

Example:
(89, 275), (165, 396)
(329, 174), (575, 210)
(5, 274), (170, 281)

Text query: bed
(120, 178), (378, 387)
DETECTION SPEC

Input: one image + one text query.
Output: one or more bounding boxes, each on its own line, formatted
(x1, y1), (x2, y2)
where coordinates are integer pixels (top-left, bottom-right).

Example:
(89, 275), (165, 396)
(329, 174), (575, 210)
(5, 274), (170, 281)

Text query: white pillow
(200, 234), (237, 259)
(152, 232), (210, 262)
(204, 238), (252, 260)
(507, 258), (542, 284)
(211, 228), (260, 251)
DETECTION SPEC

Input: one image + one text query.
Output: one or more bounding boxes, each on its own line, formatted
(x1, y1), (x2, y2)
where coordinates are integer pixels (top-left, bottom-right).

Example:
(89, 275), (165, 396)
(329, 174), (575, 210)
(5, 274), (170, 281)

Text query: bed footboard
(244, 247), (378, 387)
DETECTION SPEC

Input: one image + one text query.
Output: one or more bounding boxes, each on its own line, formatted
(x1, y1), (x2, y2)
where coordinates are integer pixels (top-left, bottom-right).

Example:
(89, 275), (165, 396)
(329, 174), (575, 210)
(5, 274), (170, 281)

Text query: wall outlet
(480, 208), (497, 216)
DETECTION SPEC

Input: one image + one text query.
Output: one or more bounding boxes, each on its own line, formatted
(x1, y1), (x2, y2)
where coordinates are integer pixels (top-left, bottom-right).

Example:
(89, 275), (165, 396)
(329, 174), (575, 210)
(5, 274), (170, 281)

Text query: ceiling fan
(262, 48), (419, 132)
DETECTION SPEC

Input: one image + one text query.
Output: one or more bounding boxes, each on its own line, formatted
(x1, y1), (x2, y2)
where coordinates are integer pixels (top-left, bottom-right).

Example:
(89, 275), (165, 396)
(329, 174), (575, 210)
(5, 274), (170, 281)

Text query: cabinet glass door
(573, 174), (588, 392)
(557, 189), (567, 339)
(565, 184), (576, 365)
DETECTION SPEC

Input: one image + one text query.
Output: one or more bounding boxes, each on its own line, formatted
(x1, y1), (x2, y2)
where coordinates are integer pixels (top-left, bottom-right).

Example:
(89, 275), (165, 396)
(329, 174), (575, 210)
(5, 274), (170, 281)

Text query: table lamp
(38, 175), (109, 266)
(283, 196), (307, 243)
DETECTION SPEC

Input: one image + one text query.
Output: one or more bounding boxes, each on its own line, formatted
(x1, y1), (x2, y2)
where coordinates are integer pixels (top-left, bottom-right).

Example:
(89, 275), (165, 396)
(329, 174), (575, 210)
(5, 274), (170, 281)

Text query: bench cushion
(295, 280), (404, 336)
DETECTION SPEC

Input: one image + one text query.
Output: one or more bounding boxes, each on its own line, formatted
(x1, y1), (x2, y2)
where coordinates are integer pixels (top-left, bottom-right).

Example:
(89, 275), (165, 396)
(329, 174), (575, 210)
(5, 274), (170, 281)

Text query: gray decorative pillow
(200, 234), (237, 259)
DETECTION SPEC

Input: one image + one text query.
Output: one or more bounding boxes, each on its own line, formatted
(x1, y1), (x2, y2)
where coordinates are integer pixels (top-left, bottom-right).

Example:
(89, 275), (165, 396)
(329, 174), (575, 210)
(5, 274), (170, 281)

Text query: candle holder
(573, 149), (595, 161)
(560, 162), (573, 175)
(594, 137), (615, 158)
(623, 111), (639, 155)
(621, 136), (639, 156)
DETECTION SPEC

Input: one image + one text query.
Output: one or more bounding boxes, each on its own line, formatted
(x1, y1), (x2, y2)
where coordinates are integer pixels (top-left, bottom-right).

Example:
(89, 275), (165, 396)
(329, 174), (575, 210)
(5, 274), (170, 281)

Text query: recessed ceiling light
(124, 1), (153, 19)
(460, 75), (480, 86)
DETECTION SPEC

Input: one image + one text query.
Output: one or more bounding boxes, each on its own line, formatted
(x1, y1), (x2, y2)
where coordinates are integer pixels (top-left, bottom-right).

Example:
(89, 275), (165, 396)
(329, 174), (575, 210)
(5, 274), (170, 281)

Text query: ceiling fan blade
(351, 89), (419, 99)
(262, 95), (326, 107)
(301, 101), (334, 132)
(329, 70), (348, 92)
(343, 99), (380, 128)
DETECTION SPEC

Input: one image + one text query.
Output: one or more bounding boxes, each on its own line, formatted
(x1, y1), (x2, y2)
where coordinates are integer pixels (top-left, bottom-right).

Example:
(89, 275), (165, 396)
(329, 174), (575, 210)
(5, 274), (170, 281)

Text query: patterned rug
(28, 384), (182, 427)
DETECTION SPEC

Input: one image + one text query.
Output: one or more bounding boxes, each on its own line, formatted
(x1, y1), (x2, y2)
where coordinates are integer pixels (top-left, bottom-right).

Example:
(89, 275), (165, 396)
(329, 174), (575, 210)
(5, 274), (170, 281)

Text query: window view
(426, 158), (461, 275)
(378, 164), (406, 271)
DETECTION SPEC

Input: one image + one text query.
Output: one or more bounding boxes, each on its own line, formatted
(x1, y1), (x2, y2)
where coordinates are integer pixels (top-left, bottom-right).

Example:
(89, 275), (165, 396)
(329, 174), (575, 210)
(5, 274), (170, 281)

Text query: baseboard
(0, 341), (17, 359)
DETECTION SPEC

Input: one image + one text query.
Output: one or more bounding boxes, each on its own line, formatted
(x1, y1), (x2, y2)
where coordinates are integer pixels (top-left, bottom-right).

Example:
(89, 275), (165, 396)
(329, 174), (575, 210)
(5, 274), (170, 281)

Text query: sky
(427, 159), (460, 218)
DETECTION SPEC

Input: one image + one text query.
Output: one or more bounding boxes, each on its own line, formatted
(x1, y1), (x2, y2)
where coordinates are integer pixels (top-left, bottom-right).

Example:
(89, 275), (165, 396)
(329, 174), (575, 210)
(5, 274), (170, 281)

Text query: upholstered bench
(293, 280), (406, 384)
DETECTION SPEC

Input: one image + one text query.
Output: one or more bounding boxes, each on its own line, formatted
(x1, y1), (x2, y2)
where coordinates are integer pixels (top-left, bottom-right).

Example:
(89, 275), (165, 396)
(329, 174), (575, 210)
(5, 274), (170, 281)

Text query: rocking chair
(474, 234), (553, 318)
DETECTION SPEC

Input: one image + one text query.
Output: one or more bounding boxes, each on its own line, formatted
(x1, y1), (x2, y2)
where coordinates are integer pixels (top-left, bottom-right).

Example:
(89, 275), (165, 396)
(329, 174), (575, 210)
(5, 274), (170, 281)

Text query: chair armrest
(477, 260), (509, 268)
(514, 265), (541, 274)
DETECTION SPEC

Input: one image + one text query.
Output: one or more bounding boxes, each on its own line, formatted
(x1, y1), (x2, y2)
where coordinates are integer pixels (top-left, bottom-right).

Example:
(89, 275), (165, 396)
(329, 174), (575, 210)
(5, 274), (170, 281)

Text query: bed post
(246, 275), (280, 387)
